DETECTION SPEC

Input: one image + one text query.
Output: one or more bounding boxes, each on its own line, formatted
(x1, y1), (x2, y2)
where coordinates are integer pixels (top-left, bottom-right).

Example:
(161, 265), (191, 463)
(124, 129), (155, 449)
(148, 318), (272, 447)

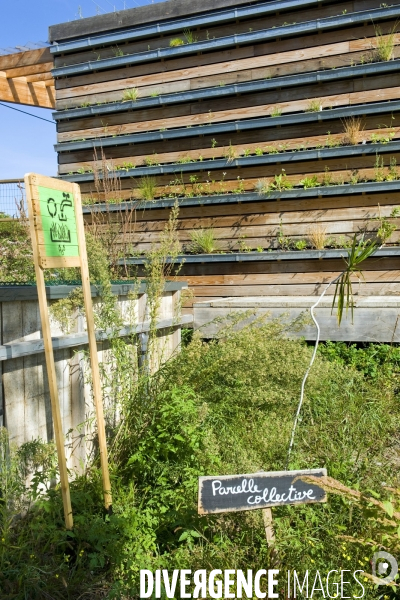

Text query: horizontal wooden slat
(56, 33), (400, 103)
(57, 127), (400, 173)
(53, 0), (380, 68)
(177, 282), (400, 296)
(57, 81), (400, 144)
(176, 270), (400, 285)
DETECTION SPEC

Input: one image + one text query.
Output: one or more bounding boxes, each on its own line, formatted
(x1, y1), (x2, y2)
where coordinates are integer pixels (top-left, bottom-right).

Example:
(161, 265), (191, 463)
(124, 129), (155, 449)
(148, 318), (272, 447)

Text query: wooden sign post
(198, 468), (326, 552)
(198, 469), (327, 515)
(25, 173), (112, 528)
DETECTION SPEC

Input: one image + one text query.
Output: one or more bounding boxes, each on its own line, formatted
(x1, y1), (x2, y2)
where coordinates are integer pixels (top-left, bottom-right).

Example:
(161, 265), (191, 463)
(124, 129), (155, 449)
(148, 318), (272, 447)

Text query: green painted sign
(38, 186), (80, 258)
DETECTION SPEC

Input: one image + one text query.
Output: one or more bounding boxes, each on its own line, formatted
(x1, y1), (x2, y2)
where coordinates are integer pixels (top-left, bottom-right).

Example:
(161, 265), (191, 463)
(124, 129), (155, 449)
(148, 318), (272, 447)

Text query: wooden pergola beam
(0, 48), (55, 108)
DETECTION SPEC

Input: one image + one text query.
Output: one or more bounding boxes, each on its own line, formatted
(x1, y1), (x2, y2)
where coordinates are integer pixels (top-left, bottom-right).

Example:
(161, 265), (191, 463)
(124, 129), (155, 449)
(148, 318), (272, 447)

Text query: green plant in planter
(270, 106), (282, 117)
(373, 24), (397, 62)
(122, 87), (139, 102)
(183, 29), (198, 44)
(170, 38), (184, 47)
(189, 228), (220, 254)
(269, 170), (293, 192)
(374, 154), (386, 181)
(137, 176), (157, 201)
(295, 239), (307, 250)
(276, 219), (292, 250)
(305, 99), (323, 112)
(371, 130), (395, 144)
(299, 175), (319, 189)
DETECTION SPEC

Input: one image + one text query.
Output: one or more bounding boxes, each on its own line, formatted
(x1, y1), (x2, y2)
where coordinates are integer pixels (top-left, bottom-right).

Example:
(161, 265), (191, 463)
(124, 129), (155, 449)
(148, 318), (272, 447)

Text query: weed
(374, 154), (386, 181)
(183, 29), (198, 44)
(270, 106), (282, 117)
(255, 178), (269, 195)
(295, 239), (307, 250)
(122, 87), (139, 102)
(269, 170), (293, 192)
(150, 91), (160, 97)
(388, 156), (399, 180)
(276, 219), (292, 250)
(189, 228), (220, 253)
(254, 147), (264, 156)
(112, 45), (124, 57)
(305, 99), (323, 112)
(342, 117), (364, 145)
(373, 24), (397, 62)
(299, 175), (319, 189)
(308, 224), (328, 249)
(371, 130), (395, 144)
(224, 142), (239, 164)
(170, 38), (184, 47)
(137, 176), (157, 201)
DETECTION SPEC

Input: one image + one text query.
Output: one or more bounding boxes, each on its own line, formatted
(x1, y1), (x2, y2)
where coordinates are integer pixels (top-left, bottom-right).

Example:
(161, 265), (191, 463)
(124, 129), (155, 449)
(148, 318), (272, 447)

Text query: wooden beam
(0, 48), (55, 108)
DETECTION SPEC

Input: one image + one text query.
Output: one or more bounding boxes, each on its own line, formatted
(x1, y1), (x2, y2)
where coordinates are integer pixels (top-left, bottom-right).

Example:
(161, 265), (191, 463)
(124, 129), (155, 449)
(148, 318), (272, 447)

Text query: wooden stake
(73, 185), (112, 512)
(262, 507), (275, 544)
(25, 175), (73, 530)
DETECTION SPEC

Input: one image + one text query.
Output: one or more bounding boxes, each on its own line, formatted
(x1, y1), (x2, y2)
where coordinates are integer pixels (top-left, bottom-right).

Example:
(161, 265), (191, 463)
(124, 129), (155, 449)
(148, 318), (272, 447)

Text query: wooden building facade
(49, 0), (400, 312)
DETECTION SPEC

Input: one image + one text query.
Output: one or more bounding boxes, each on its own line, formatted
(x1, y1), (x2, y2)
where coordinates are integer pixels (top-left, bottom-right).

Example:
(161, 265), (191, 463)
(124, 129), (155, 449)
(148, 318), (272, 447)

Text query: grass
(183, 29), (198, 44)
(341, 116), (364, 145)
(137, 176), (157, 201)
(224, 142), (239, 164)
(373, 24), (397, 62)
(305, 99), (323, 112)
(270, 106), (282, 117)
(122, 87), (139, 102)
(189, 228), (220, 253)
(308, 224), (328, 249)
(3, 321), (400, 598)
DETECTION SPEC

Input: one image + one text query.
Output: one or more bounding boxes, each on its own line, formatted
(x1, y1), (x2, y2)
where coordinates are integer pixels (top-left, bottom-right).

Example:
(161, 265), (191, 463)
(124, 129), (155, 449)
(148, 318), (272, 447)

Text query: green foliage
(319, 341), (400, 381)
(0, 219), (35, 283)
(137, 176), (157, 201)
(333, 235), (379, 325)
(122, 87), (139, 102)
(188, 228), (220, 254)
(3, 319), (400, 597)
(169, 38), (184, 47)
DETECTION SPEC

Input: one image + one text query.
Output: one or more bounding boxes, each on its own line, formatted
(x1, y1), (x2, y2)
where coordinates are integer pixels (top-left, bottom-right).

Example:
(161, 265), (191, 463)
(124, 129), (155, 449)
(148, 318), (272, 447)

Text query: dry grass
(373, 24), (398, 62)
(308, 224), (328, 249)
(341, 117), (365, 145)
(89, 148), (137, 277)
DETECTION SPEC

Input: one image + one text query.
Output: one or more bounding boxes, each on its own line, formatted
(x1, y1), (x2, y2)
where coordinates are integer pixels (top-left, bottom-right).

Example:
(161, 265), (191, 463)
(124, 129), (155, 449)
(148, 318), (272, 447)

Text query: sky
(0, 0), (164, 179)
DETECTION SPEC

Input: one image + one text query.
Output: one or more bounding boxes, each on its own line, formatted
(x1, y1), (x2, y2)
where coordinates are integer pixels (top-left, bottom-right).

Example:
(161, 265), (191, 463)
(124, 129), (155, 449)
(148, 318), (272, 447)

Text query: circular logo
(372, 551), (398, 585)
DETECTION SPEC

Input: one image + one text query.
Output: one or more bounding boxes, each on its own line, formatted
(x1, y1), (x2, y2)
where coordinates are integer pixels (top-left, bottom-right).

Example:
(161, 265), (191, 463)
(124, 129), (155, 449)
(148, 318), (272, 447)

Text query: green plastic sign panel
(38, 186), (80, 258)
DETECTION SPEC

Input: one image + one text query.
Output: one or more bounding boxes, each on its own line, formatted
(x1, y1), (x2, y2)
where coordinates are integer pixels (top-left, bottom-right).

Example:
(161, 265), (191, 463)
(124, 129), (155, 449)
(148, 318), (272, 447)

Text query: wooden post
(25, 174), (73, 530)
(73, 185), (112, 512)
(262, 507), (275, 544)
(25, 173), (112, 522)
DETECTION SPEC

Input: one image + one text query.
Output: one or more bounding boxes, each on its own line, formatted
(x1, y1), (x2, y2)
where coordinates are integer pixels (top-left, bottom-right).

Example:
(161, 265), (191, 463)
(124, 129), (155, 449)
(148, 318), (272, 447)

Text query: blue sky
(0, 0), (163, 179)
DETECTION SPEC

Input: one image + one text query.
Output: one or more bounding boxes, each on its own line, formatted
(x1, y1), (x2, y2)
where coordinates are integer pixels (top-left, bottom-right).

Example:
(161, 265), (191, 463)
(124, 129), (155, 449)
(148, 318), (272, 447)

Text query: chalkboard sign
(198, 469), (327, 515)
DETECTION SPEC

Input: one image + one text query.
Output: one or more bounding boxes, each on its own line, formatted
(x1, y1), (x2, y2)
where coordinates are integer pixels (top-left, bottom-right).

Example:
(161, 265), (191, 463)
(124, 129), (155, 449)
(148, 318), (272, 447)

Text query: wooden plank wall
(51, 0), (400, 307)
